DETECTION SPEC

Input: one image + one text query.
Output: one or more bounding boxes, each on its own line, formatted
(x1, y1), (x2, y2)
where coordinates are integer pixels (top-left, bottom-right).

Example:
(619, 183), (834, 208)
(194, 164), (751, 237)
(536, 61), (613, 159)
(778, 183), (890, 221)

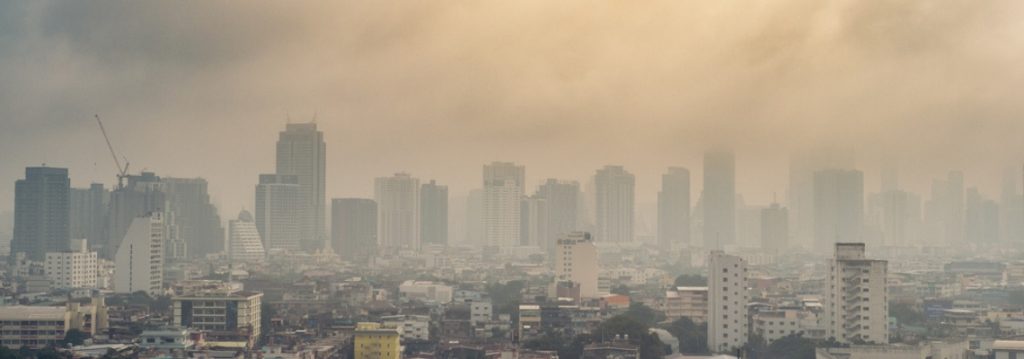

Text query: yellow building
(354, 322), (402, 359)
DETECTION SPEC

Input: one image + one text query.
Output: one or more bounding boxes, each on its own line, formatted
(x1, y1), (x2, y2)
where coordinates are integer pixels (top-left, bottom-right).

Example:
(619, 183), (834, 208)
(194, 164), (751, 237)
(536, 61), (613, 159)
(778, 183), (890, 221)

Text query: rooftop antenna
(94, 115), (130, 189)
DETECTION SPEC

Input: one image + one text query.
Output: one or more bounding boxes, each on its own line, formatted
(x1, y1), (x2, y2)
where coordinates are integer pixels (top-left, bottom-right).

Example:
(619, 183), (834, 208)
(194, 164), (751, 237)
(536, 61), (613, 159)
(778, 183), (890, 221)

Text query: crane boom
(94, 114), (129, 189)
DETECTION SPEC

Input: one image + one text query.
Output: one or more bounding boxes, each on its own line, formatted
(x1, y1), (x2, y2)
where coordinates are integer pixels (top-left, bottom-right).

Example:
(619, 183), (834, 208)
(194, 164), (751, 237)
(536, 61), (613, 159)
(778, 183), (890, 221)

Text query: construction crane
(94, 114), (130, 189)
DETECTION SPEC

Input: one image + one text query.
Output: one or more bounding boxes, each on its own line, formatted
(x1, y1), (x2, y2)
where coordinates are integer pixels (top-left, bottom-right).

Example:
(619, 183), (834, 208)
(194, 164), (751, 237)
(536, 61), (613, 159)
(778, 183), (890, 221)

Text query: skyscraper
(331, 198), (377, 261)
(761, 203), (788, 251)
(703, 151), (735, 250)
(465, 189), (484, 245)
(520, 195), (548, 247)
(658, 167), (690, 251)
(787, 149), (856, 250)
(594, 165), (635, 243)
(925, 171), (965, 246)
(420, 180), (448, 246)
(375, 173), (420, 250)
(483, 162), (525, 247)
(275, 122), (326, 251)
(12, 167), (71, 261)
(824, 243), (888, 344)
(228, 210), (265, 263)
(254, 174), (302, 252)
(869, 189), (920, 246)
(107, 172), (166, 259)
(813, 169), (864, 252)
(965, 188), (999, 244)
(162, 177), (224, 257)
(535, 179), (580, 254)
(114, 213), (164, 296)
(69, 183), (108, 250)
(707, 251), (748, 353)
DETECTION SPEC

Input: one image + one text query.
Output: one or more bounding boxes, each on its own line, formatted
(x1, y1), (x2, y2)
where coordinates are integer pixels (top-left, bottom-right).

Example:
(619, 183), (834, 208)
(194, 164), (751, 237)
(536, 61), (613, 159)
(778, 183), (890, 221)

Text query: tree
(61, 329), (89, 346)
(763, 334), (816, 359)
(889, 302), (925, 326)
(611, 284), (630, 296)
(486, 280), (525, 314)
(623, 303), (664, 327)
(593, 315), (667, 359)
(673, 274), (707, 287)
(663, 317), (708, 354)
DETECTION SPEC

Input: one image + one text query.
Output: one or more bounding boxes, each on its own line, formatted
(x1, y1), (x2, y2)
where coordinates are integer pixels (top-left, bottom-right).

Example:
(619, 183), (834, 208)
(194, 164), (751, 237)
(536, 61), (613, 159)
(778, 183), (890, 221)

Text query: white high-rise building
(45, 238), (97, 289)
(483, 162), (525, 248)
(594, 165), (635, 243)
(114, 213), (164, 296)
(228, 210), (265, 263)
(707, 251), (748, 353)
(553, 232), (599, 298)
(275, 122), (327, 251)
(255, 174), (302, 252)
(375, 173), (421, 250)
(824, 243), (888, 344)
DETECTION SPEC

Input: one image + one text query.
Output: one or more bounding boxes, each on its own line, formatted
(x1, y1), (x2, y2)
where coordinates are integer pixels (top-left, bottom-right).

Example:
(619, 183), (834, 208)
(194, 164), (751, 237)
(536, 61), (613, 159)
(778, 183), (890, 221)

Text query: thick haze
(3, 0), (1024, 215)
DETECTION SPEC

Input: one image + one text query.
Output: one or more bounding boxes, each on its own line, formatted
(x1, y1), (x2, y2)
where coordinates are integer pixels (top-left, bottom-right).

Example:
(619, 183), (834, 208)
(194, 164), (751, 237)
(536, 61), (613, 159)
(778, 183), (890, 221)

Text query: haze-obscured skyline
(3, 0), (1024, 213)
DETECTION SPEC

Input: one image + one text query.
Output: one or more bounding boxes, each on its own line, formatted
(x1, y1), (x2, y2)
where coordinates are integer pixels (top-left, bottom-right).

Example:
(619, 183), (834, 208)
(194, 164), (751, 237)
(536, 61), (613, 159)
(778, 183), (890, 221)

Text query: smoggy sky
(2, 0), (1024, 215)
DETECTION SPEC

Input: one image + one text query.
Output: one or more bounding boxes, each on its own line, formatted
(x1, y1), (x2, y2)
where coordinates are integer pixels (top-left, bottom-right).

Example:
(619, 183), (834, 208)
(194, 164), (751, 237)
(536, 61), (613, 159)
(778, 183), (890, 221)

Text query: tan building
(553, 232), (599, 298)
(354, 322), (401, 359)
(0, 297), (108, 349)
(663, 286), (708, 323)
(823, 243), (888, 344)
(172, 290), (262, 348)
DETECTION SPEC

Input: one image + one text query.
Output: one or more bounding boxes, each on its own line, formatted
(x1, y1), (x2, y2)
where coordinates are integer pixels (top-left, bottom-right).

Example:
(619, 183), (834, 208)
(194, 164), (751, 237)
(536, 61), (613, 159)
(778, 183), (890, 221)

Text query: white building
(707, 251), (748, 353)
(594, 165), (635, 243)
(375, 173), (421, 250)
(0, 298), (108, 349)
(398, 280), (453, 304)
(554, 232), (599, 298)
(483, 162), (525, 248)
(824, 243), (888, 344)
(381, 314), (431, 341)
(255, 174), (302, 252)
(172, 290), (263, 349)
(45, 238), (98, 289)
(470, 299), (493, 326)
(228, 210), (266, 263)
(752, 309), (823, 343)
(114, 213), (164, 296)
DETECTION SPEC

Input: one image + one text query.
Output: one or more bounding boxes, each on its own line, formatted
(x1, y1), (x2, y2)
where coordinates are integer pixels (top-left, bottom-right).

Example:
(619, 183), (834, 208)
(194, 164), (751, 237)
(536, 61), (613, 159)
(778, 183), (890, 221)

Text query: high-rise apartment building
(228, 210), (265, 263)
(869, 190), (920, 246)
(12, 167), (71, 261)
(823, 243), (888, 344)
(161, 177), (224, 257)
(925, 171), (965, 246)
(707, 251), (748, 353)
(275, 122), (326, 251)
(483, 162), (525, 247)
(703, 151), (736, 250)
(787, 149), (856, 250)
(331, 198), (377, 260)
(70, 183), (108, 250)
(813, 169), (864, 252)
(114, 213), (164, 296)
(535, 179), (580, 248)
(375, 173), (420, 250)
(553, 232), (599, 298)
(520, 195), (548, 247)
(594, 165), (635, 243)
(107, 172), (166, 259)
(965, 188), (999, 244)
(420, 180), (448, 246)
(658, 167), (690, 250)
(760, 203), (788, 251)
(255, 174), (302, 252)
(44, 239), (97, 289)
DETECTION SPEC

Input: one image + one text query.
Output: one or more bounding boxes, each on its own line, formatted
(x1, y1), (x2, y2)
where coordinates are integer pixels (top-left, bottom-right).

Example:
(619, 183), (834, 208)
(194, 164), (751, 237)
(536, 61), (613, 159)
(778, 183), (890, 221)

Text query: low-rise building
(664, 286), (708, 323)
(380, 314), (430, 341)
(171, 290), (262, 349)
(354, 322), (401, 359)
(45, 239), (98, 289)
(398, 280), (453, 304)
(0, 298), (109, 349)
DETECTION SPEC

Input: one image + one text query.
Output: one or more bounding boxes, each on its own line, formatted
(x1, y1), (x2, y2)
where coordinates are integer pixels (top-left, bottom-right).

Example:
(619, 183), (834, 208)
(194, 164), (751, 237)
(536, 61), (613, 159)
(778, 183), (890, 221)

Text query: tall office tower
(594, 165), (635, 243)
(707, 251), (748, 353)
(787, 150), (857, 250)
(161, 178), (224, 257)
(736, 200), (764, 248)
(703, 151), (735, 250)
(813, 169), (864, 252)
(824, 243), (888, 344)
(228, 210), (265, 263)
(12, 167), (71, 261)
(553, 232), (599, 298)
(107, 172), (166, 259)
(254, 174), (302, 252)
(535, 179), (580, 244)
(925, 171), (965, 246)
(1000, 167), (1023, 243)
(658, 167), (691, 251)
(520, 196), (548, 247)
(331, 198), (377, 261)
(965, 188), (999, 244)
(869, 190), (921, 246)
(483, 162), (525, 247)
(45, 238), (98, 289)
(70, 184), (108, 248)
(275, 122), (326, 251)
(375, 173), (421, 250)
(760, 203), (788, 251)
(114, 213), (164, 296)
(465, 189), (484, 245)
(420, 180), (448, 246)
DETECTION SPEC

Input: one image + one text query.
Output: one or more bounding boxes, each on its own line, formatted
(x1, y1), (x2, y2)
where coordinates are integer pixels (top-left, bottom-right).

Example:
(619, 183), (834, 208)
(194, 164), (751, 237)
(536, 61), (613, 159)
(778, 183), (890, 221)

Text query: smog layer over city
(1, 1), (1023, 359)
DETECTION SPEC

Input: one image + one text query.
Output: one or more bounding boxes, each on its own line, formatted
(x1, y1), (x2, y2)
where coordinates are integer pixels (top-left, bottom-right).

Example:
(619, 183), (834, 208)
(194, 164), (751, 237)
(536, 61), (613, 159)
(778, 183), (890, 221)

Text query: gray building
(535, 179), (580, 250)
(12, 167), (71, 261)
(702, 150), (735, 250)
(657, 167), (690, 251)
(331, 198), (377, 261)
(813, 169), (864, 252)
(70, 183), (108, 250)
(375, 173), (420, 250)
(162, 177), (224, 257)
(594, 165), (635, 243)
(275, 122), (326, 252)
(483, 162), (525, 248)
(760, 202), (788, 252)
(255, 174), (302, 252)
(106, 172), (166, 259)
(420, 180), (448, 246)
